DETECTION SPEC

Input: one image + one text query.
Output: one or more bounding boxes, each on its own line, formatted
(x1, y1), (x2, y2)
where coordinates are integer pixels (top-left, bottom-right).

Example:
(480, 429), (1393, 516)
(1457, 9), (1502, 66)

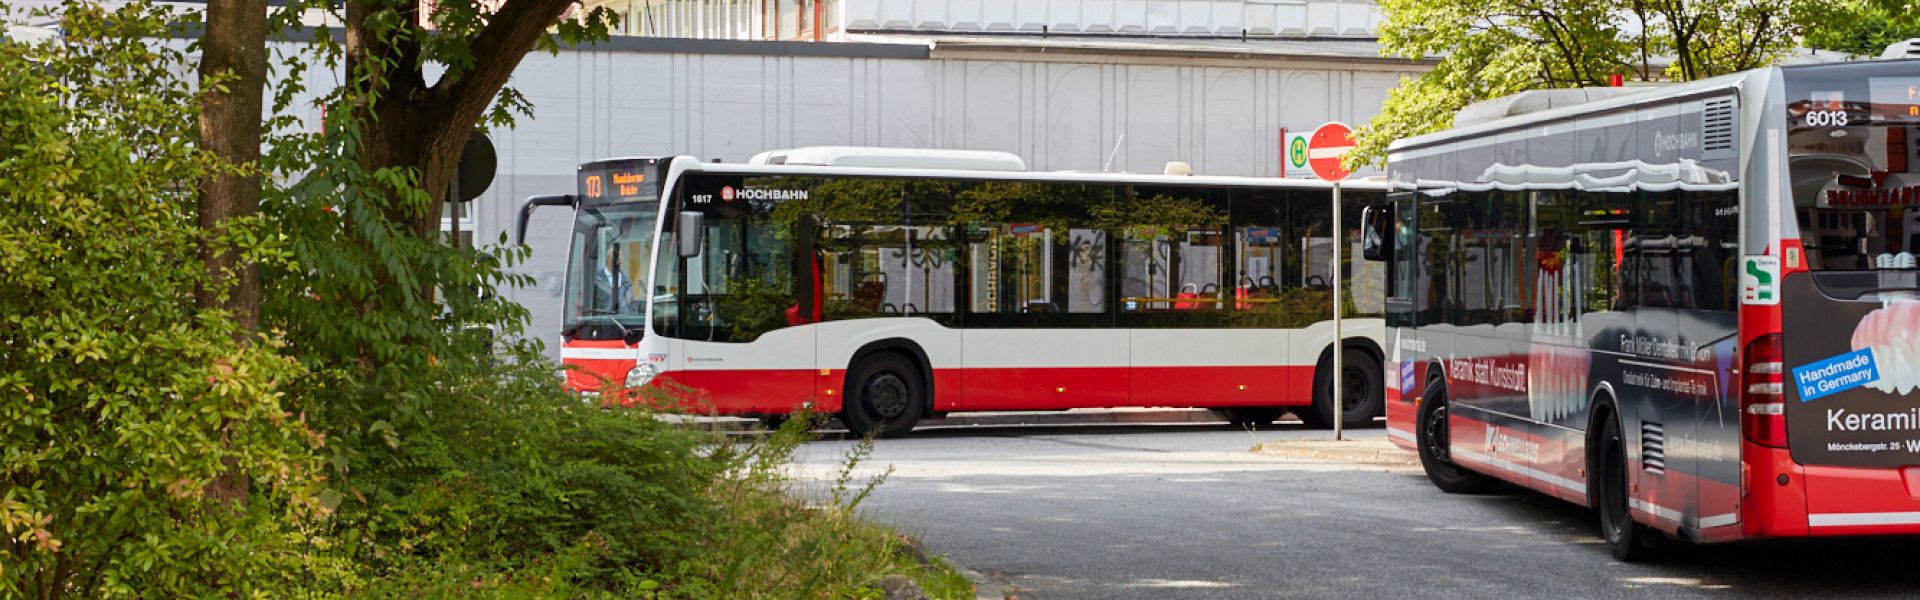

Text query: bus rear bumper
(1742, 443), (1920, 538)
(1801, 464), (1920, 537)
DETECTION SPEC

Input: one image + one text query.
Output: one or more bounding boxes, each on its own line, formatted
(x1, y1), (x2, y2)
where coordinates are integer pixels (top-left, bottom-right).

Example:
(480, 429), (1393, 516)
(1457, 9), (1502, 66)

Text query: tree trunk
(197, 0), (267, 333)
(197, 0), (269, 509)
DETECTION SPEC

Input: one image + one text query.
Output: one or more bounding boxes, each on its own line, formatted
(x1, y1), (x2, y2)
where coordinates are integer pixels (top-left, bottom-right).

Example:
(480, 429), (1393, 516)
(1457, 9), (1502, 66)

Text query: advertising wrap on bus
(1783, 282), (1920, 467)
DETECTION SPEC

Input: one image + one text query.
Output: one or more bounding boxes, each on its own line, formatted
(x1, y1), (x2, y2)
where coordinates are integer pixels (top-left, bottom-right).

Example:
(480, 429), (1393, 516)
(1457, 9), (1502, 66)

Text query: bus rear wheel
(1415, 379), (1497, 494)
(1297, 349), (1384, 429)
(1211, 407), (1288, 428)
(1594, 415), (1657, 562)
(842, 353), (925, 439)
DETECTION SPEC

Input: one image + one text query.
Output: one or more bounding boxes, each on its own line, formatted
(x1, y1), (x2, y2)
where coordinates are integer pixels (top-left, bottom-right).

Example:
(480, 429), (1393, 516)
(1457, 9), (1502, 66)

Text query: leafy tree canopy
(1804, 0), (1920, 57)
(1349, 0), (1830, 168)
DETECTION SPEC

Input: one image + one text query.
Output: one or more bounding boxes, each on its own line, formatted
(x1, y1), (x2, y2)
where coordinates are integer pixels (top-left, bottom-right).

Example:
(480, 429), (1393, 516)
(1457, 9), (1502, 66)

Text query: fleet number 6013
(1806, 110), (1849, 127)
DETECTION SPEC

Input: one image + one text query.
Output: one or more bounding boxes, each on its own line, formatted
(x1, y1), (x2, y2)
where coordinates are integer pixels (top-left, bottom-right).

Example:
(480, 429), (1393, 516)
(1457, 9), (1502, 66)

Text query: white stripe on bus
(1697, 513), (1739, 529)
(561, 347), (638, 360)
(1616, 358), (1720, 376)
(1630, 498), (1685, 523)
(1810, 511), (1920, 527)
(1450, 447), (1587, 495)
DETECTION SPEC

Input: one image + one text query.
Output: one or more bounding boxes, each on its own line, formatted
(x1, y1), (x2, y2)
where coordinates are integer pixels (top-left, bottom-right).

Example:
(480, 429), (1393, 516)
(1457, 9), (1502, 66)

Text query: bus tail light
(1742, 334), (1787, 448)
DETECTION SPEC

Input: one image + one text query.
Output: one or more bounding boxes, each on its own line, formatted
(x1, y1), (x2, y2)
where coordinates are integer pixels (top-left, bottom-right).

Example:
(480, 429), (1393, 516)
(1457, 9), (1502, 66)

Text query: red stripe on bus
(589, 364), (1324, 414)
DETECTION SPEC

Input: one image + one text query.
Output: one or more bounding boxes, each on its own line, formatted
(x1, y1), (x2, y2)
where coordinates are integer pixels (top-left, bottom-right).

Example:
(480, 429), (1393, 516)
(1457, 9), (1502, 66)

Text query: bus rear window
(1786, 69), (1920, 271)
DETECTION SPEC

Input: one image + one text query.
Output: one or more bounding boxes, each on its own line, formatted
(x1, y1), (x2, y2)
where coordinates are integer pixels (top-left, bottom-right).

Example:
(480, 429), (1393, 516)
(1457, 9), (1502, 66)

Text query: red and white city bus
(1374, 58), (1920, 559)
(520, 148), (1392, 436)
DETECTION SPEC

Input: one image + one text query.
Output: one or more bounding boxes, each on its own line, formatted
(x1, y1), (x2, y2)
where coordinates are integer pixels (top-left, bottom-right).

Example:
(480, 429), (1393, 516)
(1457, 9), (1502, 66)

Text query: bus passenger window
(1113, 186), (1229, 326)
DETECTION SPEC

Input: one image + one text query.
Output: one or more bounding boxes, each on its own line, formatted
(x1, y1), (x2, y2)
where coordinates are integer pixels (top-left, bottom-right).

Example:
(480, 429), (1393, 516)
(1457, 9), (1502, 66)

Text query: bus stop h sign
(1308, 122), (1355, 182)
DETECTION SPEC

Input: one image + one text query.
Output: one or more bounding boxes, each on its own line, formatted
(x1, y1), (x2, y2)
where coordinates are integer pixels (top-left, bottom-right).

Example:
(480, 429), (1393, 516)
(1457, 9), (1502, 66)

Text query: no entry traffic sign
(1308, 122), (1355, 182)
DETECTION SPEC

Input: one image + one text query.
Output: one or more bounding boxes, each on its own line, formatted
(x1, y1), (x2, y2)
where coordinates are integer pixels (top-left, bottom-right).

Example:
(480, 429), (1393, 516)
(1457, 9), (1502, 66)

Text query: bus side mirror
(515, 194), (575, 245)
(677, 212), (705, 258)
(1361, 205), (1388, 262)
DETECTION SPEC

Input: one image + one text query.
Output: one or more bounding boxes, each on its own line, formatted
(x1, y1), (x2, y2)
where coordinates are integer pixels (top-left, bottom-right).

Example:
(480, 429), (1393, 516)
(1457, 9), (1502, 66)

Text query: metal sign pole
(1332, 182), (1343, 442)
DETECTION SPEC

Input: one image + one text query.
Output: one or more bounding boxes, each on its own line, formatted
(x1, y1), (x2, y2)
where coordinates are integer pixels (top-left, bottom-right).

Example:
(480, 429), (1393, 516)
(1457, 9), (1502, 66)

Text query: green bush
(0, 8), (327, 597)
(327, 348), (971, 599)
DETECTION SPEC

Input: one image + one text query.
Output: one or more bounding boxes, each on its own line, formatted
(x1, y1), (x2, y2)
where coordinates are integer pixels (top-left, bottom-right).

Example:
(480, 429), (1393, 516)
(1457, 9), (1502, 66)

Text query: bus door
(962, 223), (1128, 410)
(1382, 194), (1422, 433)
(1446, 192), (1537, 489)
(660, 182), (817, 415)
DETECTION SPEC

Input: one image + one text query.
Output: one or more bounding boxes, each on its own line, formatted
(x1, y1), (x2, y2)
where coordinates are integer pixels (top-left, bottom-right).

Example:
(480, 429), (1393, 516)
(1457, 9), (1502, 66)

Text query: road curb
(926, 408), (1220, 429)
(1252, 438), (1418, 469)
(940, 556), (1011, 600)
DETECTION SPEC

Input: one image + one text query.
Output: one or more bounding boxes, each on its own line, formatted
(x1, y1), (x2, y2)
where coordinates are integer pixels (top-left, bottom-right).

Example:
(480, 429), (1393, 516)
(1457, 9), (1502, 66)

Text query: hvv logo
(1741, 256), (1780, 306)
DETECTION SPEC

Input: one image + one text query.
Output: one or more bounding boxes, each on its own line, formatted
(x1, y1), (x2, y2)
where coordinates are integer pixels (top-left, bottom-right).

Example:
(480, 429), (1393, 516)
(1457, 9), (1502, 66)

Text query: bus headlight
(626, 363), (657, 388)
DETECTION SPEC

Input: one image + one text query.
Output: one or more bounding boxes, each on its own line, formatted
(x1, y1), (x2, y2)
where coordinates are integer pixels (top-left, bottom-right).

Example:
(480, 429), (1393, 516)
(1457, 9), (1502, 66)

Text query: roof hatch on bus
(746, 146), (1028, 171)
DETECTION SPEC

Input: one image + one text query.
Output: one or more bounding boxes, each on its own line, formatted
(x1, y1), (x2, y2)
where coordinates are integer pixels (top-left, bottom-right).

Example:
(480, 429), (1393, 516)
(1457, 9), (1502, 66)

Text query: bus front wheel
(1298, 349), (1384, 429)
(1415, 379), (1497, 494)
(842, 353), (925, 439)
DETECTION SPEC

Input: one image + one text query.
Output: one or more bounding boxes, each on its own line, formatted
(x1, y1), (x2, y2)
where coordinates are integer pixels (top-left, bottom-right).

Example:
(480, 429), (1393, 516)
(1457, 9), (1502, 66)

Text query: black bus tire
(1595, 415), (1658, 562)
(1212, 407), (1288, 427)
(842, 353), (925, 439)
(1298, 349), (1385, 429)
(1416, 379), (1498, 494)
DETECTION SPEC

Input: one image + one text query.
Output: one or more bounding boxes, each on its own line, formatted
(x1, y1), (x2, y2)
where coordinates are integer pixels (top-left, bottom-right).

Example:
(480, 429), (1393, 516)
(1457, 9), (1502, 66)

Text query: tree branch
(1534, 9), (1590, 85)
(430, 0), (573, 131)
(410, 0), (575, 235)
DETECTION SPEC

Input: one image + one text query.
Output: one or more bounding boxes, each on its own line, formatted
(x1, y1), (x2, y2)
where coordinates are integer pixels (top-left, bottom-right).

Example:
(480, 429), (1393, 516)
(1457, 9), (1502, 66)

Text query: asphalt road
(791, 422), (1920, 599)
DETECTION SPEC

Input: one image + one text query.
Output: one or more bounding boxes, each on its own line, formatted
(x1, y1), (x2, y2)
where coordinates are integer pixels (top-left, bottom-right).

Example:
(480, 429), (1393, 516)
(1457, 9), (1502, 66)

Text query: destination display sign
(578, 160), (663, 203)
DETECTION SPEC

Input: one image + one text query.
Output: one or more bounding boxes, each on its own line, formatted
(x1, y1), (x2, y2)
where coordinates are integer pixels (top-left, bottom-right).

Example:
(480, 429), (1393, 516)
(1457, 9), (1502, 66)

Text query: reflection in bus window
(1068, 229), (1107, 314)
(972, 223), (1056, 316)
(822, 225), (955, 319)
(1114, 186), (1228, 319)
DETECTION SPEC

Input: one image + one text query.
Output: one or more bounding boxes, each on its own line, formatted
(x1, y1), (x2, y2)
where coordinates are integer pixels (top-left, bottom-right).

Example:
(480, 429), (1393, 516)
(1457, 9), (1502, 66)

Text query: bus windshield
(564, 203), (657, 334)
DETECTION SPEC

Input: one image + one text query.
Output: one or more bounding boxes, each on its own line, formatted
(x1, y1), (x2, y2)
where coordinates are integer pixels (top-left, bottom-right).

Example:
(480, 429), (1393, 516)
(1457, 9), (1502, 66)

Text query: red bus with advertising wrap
(520, 149), (1392, 437)
(1374, 58), (1920, 559)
